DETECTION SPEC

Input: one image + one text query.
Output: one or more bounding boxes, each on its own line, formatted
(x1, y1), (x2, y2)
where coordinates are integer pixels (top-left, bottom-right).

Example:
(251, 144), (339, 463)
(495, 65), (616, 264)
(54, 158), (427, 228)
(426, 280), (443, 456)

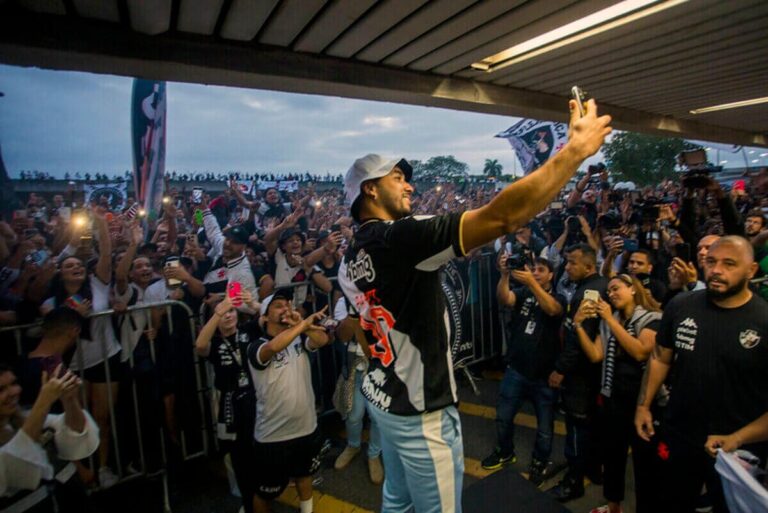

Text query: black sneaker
(547, 475), (584, 503)
(481, 448), (516, 470)
(528, 459), (549, 487)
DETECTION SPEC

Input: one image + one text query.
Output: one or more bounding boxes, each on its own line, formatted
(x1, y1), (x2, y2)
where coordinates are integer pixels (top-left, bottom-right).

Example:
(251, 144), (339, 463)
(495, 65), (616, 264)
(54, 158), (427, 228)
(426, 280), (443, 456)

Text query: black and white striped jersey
(338, 213), (466, 415)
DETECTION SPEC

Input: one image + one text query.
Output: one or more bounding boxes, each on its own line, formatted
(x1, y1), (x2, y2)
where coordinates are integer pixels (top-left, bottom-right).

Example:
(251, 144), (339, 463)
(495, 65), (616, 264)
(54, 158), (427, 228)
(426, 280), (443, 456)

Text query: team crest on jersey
(739, 329), (761, 349)
(675, 317), (698, 351)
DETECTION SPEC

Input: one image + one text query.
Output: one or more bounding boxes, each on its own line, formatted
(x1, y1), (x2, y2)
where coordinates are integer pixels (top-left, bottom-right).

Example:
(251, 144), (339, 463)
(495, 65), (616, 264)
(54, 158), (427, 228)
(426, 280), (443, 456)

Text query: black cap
(224, 225), (250, 245)
(278, 227), (306, 245)
(260, 288), (294, 316)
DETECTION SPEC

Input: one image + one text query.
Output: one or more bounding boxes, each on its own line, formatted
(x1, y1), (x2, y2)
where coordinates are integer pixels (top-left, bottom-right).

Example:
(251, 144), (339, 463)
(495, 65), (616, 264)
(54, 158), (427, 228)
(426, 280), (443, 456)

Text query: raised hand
(511, 265), (536, 287)
(568, 99), (613, 161)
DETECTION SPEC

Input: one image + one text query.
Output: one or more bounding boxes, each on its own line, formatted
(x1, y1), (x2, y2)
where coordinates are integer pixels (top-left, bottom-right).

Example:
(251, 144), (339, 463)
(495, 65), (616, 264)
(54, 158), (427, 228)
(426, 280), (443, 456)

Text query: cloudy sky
(1, 64), (764, 178)
(0, 63), (601, 178)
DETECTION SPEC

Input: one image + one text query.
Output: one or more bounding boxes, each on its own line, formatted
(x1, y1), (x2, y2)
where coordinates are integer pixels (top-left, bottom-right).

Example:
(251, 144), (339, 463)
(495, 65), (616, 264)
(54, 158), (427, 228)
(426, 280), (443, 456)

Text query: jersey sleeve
(247, 337), (272, 370)
(384, 213), (465, 271)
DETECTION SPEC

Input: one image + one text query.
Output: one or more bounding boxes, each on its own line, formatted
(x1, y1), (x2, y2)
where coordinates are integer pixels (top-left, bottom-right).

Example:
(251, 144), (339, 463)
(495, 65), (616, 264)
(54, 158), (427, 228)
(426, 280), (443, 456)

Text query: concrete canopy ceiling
(0, 0), (766, 147)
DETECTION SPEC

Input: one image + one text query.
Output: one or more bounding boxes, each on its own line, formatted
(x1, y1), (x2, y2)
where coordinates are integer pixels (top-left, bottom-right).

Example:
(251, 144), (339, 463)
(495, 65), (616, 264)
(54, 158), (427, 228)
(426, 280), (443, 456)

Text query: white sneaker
(334, 446), (361, 470)
(98, 466), (119, 489)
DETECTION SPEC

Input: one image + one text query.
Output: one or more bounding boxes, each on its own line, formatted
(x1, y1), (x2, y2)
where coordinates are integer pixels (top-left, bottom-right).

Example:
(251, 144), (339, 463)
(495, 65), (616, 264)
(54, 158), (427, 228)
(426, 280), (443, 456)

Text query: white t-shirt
(246, 334), (317, 443)
(43, 276), (121, 371)
(0, 411), (99, 497)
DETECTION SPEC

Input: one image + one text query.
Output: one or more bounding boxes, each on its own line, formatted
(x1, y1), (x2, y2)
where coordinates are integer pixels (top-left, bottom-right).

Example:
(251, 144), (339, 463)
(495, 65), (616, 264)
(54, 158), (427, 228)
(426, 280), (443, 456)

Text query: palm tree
(483, 158), (503, 178)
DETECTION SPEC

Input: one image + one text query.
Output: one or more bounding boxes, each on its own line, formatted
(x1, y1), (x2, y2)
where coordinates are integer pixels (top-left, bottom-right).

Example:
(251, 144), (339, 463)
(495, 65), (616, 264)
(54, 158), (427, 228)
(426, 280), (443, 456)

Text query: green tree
(482, 158), (503, 178)
(602, 132), (701, 185)
(414, 155), (469, 180)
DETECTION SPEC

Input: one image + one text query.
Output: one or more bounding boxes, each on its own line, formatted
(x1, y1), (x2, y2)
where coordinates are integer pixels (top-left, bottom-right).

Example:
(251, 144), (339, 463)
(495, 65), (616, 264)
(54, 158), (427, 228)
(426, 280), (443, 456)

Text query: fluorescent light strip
(471, 0), (688, 72)
(689, 97), (768, 115)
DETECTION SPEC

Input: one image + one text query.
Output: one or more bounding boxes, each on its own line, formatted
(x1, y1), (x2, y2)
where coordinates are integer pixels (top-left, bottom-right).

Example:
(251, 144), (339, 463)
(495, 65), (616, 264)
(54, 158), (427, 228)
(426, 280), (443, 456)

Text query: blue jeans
(496, 367), (557, 462)
(345, 369), (381, 458)
(367, 404), (464, 513)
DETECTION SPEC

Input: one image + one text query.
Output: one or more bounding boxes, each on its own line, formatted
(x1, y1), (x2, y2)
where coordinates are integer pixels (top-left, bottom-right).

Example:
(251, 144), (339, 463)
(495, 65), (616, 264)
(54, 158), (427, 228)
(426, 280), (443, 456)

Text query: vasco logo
(346, 250), (376, 283)
(675, 317), (698, 351)
(739, 329), (761, 349)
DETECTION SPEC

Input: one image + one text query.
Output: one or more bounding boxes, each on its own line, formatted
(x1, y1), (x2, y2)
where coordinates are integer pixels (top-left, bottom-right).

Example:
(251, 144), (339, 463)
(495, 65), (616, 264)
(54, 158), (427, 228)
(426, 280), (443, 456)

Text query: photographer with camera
(482, 253), (565, 487)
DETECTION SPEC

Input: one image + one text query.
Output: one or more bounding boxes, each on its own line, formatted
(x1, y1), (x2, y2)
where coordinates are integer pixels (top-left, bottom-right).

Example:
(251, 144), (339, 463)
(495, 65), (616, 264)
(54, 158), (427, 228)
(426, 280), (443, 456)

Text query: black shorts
(253, 429), (322, 500)
(80, 352), (123, 384)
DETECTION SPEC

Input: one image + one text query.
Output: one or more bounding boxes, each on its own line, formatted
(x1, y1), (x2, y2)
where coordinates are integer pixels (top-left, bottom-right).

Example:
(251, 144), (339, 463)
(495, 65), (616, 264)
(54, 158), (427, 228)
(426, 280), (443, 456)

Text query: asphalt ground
(93, 369), (638, 513)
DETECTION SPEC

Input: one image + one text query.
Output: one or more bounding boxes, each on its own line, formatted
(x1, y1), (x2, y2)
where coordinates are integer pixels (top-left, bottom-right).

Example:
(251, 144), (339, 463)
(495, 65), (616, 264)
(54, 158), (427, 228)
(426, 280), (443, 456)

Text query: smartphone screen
(165, 257), (182, 287)
(622, 238), (640, 253)
(228, 282), (242, 307)
(583, 289), (600, 303)
(192, 188), (203, 204)
(674, 243), (692, 263)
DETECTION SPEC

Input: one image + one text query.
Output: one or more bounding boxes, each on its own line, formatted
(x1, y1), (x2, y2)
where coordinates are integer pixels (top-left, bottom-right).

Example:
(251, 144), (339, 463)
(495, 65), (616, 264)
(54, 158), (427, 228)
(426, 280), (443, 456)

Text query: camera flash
(162, 196), (171, 204)
(138, 209), (146, 217)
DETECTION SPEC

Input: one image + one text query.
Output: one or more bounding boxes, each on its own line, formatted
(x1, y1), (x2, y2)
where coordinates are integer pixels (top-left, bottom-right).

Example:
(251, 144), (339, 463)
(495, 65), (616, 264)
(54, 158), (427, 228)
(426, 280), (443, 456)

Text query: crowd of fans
(17, 170), (346, 183)
(1, 161), (767, 512)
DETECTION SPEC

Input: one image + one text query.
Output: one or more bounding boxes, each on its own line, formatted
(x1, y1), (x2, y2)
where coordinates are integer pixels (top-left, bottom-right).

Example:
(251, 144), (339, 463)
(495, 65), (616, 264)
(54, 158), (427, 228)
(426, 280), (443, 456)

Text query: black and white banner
(496, 119), (568, 175)
(441, 260), (474, 368)
(83, 181), (128, 211)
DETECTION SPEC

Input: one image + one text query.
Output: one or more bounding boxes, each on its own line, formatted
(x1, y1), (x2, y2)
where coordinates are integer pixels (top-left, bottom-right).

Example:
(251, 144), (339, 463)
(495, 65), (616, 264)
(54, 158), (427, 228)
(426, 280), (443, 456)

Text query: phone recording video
(571, 86), (589, 118)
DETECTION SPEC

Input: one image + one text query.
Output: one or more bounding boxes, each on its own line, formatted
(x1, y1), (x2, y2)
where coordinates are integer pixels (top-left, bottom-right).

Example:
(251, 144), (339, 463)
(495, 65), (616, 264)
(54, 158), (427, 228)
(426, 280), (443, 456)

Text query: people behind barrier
(1, 158), (768, 512)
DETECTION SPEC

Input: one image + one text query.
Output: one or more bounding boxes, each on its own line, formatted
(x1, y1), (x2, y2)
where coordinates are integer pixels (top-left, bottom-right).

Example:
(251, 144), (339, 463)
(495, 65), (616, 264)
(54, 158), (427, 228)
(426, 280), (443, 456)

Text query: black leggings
(220, 438), (257, 513)
(598, 392), (658, 512)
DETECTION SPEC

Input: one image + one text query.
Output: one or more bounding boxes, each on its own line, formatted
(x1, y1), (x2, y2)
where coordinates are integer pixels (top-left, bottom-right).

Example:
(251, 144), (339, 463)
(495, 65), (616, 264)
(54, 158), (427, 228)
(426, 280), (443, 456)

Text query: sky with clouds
(1, 64), (764, 178)
(0, 64), (605, 178)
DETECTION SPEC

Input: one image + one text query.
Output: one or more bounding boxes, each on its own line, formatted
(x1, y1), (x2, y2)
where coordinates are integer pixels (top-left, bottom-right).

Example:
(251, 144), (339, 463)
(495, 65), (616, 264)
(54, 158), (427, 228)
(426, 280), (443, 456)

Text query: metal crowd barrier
(0, 300), (208, 513)
(0, 259), (506, 511)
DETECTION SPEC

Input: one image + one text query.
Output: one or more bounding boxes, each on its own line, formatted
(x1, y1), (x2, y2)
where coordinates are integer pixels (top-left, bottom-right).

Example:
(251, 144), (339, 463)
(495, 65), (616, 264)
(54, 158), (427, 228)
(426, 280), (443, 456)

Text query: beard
(706, 275), (749, 300)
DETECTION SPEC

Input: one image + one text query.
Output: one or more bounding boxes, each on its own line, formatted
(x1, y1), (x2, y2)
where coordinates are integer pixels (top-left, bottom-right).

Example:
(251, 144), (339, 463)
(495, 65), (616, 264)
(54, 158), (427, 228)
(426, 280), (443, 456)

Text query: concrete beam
(0, 9), (765, 148)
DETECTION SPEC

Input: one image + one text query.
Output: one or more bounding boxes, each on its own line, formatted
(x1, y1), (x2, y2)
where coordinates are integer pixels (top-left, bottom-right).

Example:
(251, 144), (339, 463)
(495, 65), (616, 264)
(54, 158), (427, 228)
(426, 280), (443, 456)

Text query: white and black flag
(496, 119), (569, 175)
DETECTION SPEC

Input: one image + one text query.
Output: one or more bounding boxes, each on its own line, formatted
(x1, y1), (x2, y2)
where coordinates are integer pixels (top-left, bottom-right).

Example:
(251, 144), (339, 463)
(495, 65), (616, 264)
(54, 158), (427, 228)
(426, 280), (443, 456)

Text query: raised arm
(195, 296), (231, 357)
(460, 100), (611, 252)
(115, 223), (143, 295)
(93, 210), (112, 284)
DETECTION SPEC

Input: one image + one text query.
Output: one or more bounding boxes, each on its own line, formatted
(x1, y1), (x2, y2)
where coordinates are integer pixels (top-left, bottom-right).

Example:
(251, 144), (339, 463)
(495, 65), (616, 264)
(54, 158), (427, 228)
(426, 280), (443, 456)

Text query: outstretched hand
(568, 99), (612, 161)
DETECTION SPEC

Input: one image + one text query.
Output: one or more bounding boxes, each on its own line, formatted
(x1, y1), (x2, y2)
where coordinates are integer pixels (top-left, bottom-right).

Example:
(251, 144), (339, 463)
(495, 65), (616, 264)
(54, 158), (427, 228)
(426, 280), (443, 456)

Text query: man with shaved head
(635, 236), (768, 512)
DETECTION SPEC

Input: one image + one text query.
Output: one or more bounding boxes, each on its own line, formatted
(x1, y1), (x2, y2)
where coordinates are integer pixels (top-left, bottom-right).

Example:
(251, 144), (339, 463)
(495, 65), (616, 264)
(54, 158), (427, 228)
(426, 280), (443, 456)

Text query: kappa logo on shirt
(739, 329), (761, 349)
(675, 317), (698, 351)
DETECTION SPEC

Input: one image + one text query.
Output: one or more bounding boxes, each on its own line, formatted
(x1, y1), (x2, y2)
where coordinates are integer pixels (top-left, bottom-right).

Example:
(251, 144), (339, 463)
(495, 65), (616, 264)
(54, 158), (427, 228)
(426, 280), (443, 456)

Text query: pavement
(93, 368), (638, 513)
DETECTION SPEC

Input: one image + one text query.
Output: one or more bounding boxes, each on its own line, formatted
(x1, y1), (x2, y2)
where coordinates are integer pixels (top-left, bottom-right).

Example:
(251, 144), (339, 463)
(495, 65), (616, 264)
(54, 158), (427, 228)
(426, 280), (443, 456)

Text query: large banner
(83, 181), (128, 211)
(256, 180), (299, 192)
(441, 260), (474, 368)
(131, 80), (167, 221)
(496, 119), (568, 175)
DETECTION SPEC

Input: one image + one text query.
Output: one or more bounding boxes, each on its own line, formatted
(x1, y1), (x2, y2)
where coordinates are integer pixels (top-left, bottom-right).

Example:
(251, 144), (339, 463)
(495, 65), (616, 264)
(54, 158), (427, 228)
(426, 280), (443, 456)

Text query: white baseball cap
(344, 154), (413, 220)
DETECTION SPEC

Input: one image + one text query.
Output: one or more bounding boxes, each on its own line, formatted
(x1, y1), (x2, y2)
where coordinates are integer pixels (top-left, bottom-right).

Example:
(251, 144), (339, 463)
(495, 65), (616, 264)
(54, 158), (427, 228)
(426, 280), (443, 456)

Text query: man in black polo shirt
(548, 243), (608, 502)
(481, 256), (565, 487)
(339, 100), (612, 513)
(635, 235), (768, 513)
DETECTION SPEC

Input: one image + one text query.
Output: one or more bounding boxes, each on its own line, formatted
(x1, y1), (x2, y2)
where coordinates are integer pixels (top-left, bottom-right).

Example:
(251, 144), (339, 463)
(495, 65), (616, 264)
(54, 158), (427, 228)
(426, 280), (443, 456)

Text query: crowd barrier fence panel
(0, 299), (208, 513)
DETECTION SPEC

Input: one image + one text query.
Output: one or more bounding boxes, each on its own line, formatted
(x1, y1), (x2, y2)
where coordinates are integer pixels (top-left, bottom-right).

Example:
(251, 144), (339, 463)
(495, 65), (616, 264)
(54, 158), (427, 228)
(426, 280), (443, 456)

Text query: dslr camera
(677, 149), (721, 189)
(506, 242), (533, 271)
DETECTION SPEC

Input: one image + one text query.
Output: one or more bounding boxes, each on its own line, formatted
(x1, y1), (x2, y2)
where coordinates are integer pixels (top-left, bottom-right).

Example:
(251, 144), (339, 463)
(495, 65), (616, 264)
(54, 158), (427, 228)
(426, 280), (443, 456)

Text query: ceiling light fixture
(690, 96), (768, 114)
(471, 0), (688, 72)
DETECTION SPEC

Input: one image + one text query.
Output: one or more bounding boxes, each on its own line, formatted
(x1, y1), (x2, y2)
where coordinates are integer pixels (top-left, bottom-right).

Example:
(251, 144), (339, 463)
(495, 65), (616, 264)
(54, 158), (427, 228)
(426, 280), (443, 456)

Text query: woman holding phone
(195, 291), (259, 513)
(41, 208), (123, 488)
(573, 274), (661, 513)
